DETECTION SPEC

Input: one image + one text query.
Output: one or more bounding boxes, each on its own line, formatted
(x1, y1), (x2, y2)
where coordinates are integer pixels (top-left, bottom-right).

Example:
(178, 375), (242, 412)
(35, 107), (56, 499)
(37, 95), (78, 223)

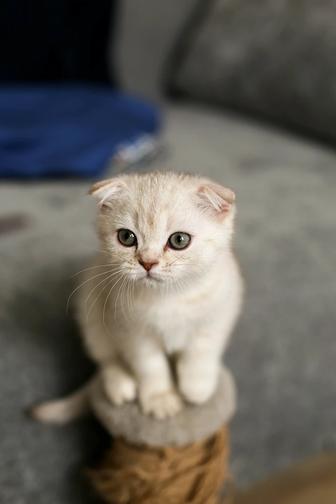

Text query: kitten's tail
(30, 380), (92, 425)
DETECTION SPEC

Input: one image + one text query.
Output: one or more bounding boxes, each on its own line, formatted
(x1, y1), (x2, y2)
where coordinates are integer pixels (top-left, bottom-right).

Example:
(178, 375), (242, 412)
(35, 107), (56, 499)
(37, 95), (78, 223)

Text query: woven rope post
(87, 367), (236, 504)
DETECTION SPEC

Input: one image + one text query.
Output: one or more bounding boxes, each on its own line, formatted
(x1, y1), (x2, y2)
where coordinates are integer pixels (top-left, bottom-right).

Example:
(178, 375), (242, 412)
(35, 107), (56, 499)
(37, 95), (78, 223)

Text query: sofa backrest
(115, 0), (198, 100)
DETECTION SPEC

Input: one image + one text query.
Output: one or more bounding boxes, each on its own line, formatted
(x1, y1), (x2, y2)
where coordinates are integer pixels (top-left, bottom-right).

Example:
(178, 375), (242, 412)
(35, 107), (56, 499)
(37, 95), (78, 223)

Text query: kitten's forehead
(132, 180), (188, 237)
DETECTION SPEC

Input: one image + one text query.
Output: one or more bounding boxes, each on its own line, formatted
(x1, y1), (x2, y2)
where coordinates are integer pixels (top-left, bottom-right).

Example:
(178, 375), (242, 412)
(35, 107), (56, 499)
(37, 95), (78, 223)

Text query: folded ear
(89, 177), (126, 208)
(196, 181), (235, 218)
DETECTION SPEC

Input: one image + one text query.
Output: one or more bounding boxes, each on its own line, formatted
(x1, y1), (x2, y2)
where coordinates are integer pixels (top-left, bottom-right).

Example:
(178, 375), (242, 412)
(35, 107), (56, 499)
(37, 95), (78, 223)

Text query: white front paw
(178, 362), (218, 405)
(139, 388), (183, 419)
(103, 365), (137, 406)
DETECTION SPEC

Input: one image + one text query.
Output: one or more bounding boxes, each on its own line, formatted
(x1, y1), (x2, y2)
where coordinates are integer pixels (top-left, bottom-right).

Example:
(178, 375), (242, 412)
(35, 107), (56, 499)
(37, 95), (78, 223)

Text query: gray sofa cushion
(168, 0), (336, 142)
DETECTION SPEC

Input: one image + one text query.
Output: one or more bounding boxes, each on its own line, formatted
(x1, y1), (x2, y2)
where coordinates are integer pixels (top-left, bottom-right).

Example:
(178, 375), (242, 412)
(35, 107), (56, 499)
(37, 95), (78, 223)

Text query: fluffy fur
(33, 171), (243, 422)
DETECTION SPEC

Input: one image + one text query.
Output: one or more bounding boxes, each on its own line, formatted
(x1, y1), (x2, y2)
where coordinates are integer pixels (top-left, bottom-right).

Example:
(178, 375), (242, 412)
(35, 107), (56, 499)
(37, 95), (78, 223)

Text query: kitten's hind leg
(102, 362), (137, 406)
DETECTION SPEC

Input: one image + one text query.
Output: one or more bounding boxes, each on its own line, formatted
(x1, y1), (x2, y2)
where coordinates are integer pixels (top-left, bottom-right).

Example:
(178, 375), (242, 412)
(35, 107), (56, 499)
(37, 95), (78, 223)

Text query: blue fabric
(0, 85), (161, 178)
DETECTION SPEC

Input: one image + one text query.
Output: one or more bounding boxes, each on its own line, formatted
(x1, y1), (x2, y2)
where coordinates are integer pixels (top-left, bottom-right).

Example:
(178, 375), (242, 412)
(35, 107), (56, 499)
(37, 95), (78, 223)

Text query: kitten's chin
(140, 274), (162, 288)
(134, 272), (169, 291)
(142, 277), (159, 288)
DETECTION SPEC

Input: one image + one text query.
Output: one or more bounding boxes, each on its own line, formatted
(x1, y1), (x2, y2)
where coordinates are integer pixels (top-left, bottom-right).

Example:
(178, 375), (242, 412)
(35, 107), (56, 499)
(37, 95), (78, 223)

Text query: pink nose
(139, 259), (158, 271)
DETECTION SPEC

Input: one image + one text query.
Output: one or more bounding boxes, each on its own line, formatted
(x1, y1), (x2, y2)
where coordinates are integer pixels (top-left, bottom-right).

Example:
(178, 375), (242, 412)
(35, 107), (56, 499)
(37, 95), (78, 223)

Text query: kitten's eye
(117, 229), (137, 247)
(168, 232), (191, 250)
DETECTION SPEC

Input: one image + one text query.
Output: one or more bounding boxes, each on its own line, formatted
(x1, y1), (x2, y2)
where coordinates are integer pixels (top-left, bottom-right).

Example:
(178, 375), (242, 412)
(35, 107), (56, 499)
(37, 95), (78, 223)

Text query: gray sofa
(1, 1), (335, 502)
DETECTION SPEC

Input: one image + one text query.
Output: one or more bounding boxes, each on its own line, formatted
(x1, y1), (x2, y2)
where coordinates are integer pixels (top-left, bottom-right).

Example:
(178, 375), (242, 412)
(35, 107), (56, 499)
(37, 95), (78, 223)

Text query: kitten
(32, 171), (243, 421)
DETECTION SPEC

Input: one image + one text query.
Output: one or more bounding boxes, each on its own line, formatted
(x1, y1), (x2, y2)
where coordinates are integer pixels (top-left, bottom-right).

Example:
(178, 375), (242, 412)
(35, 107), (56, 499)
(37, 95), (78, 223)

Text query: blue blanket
(0, 85), (161, 178)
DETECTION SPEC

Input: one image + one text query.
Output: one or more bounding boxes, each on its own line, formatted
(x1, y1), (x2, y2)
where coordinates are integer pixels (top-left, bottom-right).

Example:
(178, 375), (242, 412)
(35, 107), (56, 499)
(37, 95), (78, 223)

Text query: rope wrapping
(89, 426), (231, 504)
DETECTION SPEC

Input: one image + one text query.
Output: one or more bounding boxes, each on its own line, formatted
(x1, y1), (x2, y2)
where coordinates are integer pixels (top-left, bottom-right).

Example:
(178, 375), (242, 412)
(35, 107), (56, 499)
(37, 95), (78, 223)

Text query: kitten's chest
(142, 299), (190, 354)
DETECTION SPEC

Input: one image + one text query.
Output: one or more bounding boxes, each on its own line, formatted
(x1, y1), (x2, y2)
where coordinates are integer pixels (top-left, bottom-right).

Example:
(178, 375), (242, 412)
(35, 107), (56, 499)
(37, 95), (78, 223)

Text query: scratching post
(87, 367), (236, 504)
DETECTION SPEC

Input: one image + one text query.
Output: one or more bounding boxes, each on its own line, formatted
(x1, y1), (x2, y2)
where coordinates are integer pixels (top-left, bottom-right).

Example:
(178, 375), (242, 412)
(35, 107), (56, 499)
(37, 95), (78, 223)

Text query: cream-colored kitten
(33, 171), (243, 421)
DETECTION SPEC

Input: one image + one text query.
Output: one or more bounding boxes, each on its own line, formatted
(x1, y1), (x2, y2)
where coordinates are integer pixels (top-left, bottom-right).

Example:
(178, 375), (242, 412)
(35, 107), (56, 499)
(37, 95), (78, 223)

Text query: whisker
(125, 277), (135, 316)
(123, 277), (130, 316)
(87, 278), (114, 320)
(66, 270), (118, 313)
(114, 274), (128, 320)
(85, 269), (125, 319)
(129, 276), (136, 315)
(71, 263), (122, 277)
(102, 273), (124, 330)
(120, 277), (128, 320)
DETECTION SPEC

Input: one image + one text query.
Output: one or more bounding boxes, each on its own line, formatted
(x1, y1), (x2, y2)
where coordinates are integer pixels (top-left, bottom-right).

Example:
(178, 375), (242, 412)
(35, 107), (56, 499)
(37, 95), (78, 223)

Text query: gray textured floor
(1, 103), (335, 502)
